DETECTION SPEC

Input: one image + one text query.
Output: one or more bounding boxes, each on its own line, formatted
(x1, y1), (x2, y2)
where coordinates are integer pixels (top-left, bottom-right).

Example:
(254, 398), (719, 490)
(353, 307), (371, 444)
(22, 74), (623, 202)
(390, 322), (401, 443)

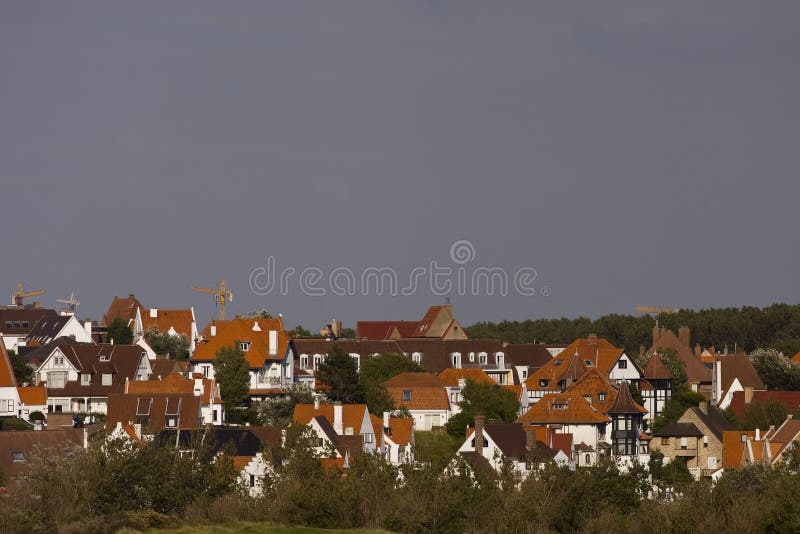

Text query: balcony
(674, 447), (698, 457)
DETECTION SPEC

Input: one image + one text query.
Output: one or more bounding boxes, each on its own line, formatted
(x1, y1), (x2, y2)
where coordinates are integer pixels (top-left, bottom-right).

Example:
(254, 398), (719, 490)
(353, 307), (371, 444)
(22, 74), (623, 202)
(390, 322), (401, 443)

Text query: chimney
(723, 344), (729, 355)
(125, 376), (130, 394)
(84, 320), (93, 338)
(314, 397), (320, 410)
(526, 428), (536, 451)
(474, 415), (485, 457)
(383, 411), (390, 430)
(210, 324), (217, 337)
(333, 402), (343, 435)
(678, 326), (690, 348)
(755, 428), (760, 441)
(698, 401), (708, 414)
(150, 308), (158, 318)
(587, 333), (598, 345)
(269, 330), (278, 355)
(744, 386), (754, 404)
(695, 343), (701, 357)
(252, 320), (261, 332)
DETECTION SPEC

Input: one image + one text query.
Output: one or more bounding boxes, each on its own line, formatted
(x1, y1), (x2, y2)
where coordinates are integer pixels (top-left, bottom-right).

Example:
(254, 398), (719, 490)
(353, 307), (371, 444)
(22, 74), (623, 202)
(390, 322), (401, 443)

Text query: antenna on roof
(56, 292), (80, 315)
(445, 296), (450, 305)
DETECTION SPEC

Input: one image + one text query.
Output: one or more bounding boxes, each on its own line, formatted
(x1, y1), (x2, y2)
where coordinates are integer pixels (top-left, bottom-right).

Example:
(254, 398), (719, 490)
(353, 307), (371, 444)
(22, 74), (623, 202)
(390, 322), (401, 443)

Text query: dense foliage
(445, 380), (520, 437)
(4, 430), (800, 534)
(651, 391), (706, 434)
(466, 303), (800, 356)
(8, 349), (33, 385)
(213, 344), (252, 406)
(255, 383), (316, 426)
(143, 326), (190, 360)
(751, 347), (800, 390)
(315, 344), (365, 404)
(106, 317), (133, 344)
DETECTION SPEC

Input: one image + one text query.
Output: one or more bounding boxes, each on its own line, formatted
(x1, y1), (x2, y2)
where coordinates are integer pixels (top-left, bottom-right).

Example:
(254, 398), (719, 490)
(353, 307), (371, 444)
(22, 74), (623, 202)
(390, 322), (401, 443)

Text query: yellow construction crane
(192, 279), (233, 321)
(635, 306), (680, 315)
(13, 281), (45, 306)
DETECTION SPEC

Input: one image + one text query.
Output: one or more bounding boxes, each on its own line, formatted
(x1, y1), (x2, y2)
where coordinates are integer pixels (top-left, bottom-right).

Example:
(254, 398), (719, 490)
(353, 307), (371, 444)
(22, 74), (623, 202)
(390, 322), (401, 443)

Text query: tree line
(465, 303), (800, 356)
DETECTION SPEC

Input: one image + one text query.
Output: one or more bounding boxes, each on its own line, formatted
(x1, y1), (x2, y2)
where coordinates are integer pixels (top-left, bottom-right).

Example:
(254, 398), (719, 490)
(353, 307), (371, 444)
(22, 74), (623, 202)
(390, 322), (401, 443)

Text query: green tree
(255, 383), (316, 426)
(107, 317), (133, 344)
(143, 327), (190, 360)
(246, 308), (273, 319)
(288, 325), (313, 338)
(659, 348), (688, 394)
(360, 353), (424, 415)
(740, 398), (787, 430)
(340, 327), (356, 339)
(445, 379), (520, 437)
(315, 344), (365, 404)
(213, 343), (251, 406)
(9, 349), (33, 385)
(752, 348), (800, 390)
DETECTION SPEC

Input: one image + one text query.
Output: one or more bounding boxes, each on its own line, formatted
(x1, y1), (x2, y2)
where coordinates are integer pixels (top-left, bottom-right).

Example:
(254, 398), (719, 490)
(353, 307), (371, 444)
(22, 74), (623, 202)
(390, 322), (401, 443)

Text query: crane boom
(635, 306), (679, 315)
(192, 279), (233, 320)
(13, 281), (45, 306)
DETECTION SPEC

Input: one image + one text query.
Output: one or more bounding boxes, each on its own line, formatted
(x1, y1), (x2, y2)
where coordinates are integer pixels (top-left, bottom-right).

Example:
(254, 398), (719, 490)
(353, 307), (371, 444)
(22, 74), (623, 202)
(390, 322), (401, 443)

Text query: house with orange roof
(191, 317), (294, 400)
(524, 335), (642, 407)
(133, 307), (199, 354)
(385, 372), (451, 431)
(1, 339), (23, 420)
(102, 294), (145, 327)
(376, 412), (414, 465)
(293, 400), (377, 453)
(721, 418), (800, 471)
(17, 386), (47, 422)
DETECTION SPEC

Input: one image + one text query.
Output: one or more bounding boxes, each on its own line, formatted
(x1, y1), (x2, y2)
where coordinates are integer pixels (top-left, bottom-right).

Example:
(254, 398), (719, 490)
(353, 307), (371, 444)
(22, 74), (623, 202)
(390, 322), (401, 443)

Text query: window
(539, 379), (549, 388)
(585, 360), (593, 367)
(521, 369), (527, 379)
(618, 359), (627, 369)
(300, 355), (309, 369)
(202, 366), (210, 378)
(81, 374), (91, 385)
(451, 353), (461, 368)
(703, 436), (709, 448)
(553, 359), (563, 367)
(363, 433), (374, 444)
(599, 391), (607, 402)
(12, 451), (23, 462)
(102, 374), (112, 386)
(661, 437), (670, 446)
(54, 355), (64, 366)
(495, 353), (504, 367)
(240, 341), (251, 352)
(680, 437), (687, 449)
(166, 416), (178, 428)
(412, 352), (422, 364)
(585, 453), (591, 465)
(47, 371), (67, 389)
(317, 438), (325, 448)
(402, 390), (411, 402)
(213, 410), (218, 422)
(249, 474), (255, 488)
(0, 400), (6, 412)
(469, 352), (475, 362)
(478, 352), (487, 365)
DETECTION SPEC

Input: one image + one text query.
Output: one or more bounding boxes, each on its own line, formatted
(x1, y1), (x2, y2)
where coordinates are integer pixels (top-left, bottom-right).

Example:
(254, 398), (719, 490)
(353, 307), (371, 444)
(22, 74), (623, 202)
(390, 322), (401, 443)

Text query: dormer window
(469, 352), (475, 362)
(102, 373), (112, 386)
(81, 374), (91, 385)
(402, 390), (411, 402)
(539, 379), (550, 388)
(552, 402), (566, 409)
(240, 341), (251, 352)
(12, 451), (23, 462)
(99, 354), (110, 362)
(494, 353), (503, 368)
(553, 360), (563, 367)
(478, 352), (488, 365)
(412, 352), (422, 364)
(300, 355), (309, 369)
(599, 391), (607, 402)
(585, 360), (593, 367)
(451, 352), (462, 369)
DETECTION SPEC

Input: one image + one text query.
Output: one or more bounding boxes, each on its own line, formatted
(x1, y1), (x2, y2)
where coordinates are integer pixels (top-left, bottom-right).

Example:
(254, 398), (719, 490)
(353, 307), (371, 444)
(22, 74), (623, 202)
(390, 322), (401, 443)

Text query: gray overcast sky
(1, 1), (799, 331)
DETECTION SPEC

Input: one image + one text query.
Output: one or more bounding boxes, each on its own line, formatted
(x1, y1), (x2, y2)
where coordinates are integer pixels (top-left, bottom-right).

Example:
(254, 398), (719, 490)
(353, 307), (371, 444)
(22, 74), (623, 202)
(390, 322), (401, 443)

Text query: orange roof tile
(103, 294), (144, 326)
(438, 368), (494, 386)
(233, 456), (253, 472)
(17, 386), (47, 405)
(0, 342), (18, 388)
(140, 308), (195, 339)
(192, 317), (289, 369)
(385, 374), (450, 411)
(722, 430), (756, 468)
(388, 418), (413, 446)
(126, 373), (221, 403)
(525, 339), (619, 392)
(293, 403), (369, 435)
(519, 393), (611, 425)
(791, 352), (800, 364)
(370, 414), (384, 447)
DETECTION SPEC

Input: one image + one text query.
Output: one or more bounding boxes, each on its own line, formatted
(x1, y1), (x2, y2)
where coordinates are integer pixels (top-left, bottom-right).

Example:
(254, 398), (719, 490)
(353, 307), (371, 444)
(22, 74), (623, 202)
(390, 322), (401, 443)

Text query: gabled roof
(154, 426), (280, 456)
(19, 336), (86, 365)
(293, 403), (369, 435)
(26, 316), (72, 344)
(525, 350), (591, 392)
(412, 305), (454, 337)
(438, 368), (494, 387)
(504, 344), (552, 369)
(558, 336), (627, 376)
(716, 353), (765, 393)
(484, 423), (528, 460)
(685, 405), (733, 441)
(519, 393), (611, 425)
(312, 415), (363, 457)
(192, 317), (289, 369)
(103, 294), (144, 326)
(44, 344), (148, 397)
(562, 368), (617, 413)
(0, 341), (17, 388)
(0, 308), (58, 335)
(606, 381), (647, 414)
(643, 354), (673, 380)
(770, 418), (800, 447)
(139, 308), (195, 339)
(385, 372), (446, 388)
(387, 418), (413, 446)
(551, 433), (573, 457)
(150, 357), (182, 378)
(0, 429), (85, 479)
(291, 339), (403, 358)
(722, 430), (756, 468)
(730, 390), (800, 418)
(126, 372), (221, 404)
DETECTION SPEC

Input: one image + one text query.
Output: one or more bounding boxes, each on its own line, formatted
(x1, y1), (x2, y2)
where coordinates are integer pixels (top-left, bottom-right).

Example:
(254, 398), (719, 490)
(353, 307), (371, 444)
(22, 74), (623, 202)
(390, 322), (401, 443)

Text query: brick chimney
(526, 428), (536, 451)
(333, 402), (343, 435)
(698, 401), (708, 414)
(744, 386), (754, 404)
(474, 415), (485, 457)
(678, 326), (690, 348)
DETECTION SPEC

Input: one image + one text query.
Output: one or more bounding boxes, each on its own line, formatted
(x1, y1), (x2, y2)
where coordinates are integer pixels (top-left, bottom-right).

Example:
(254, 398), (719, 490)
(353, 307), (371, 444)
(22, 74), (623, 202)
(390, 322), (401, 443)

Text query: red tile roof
(103, 294), (144, 326)
(356, 321), (420, 340)
(17, 386), (46, 405)
(140, 308), (195, 340)
(519, 393), (611, 425)
(643, 354), (673, 380)
(729, 390), (800, 418)
(293, 403), (369, 435)
(0, 341), (18, 388)
(438, 368), (494, 387)
(385, 372), (449, 410)
(388, 417), (413, 446)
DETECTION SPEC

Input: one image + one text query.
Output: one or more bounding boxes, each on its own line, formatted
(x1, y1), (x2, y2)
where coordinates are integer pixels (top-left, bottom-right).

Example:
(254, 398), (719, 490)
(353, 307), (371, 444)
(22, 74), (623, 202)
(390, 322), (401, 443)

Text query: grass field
(123, 523), (388, 534)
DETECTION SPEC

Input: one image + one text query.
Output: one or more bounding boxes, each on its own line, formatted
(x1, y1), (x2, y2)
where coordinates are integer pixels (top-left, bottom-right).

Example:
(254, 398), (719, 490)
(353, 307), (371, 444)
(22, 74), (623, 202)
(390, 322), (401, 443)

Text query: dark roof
(356, 321), (420, 340)
(0, 308), (58, 335)
(44, 344), (147, 397)
(459, 451), (499, 479)
(648, 330), (711, 384)
(687, 405), (733, 441)
(504, 344), (552, 369)
(654, 422), (703, 438)
(313, 416), (363, 457)
(606, 381), (647, 414)
(27, 316), (72, 344)
(19, 337), (88, 364)
(484, 423), (528, 460)
(643, 354), (673, 380)
(290, 339), (404, 357)
(154, 426), (281, 456)
(107, 393), (202, 432)
(150, 357), (182, 378)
